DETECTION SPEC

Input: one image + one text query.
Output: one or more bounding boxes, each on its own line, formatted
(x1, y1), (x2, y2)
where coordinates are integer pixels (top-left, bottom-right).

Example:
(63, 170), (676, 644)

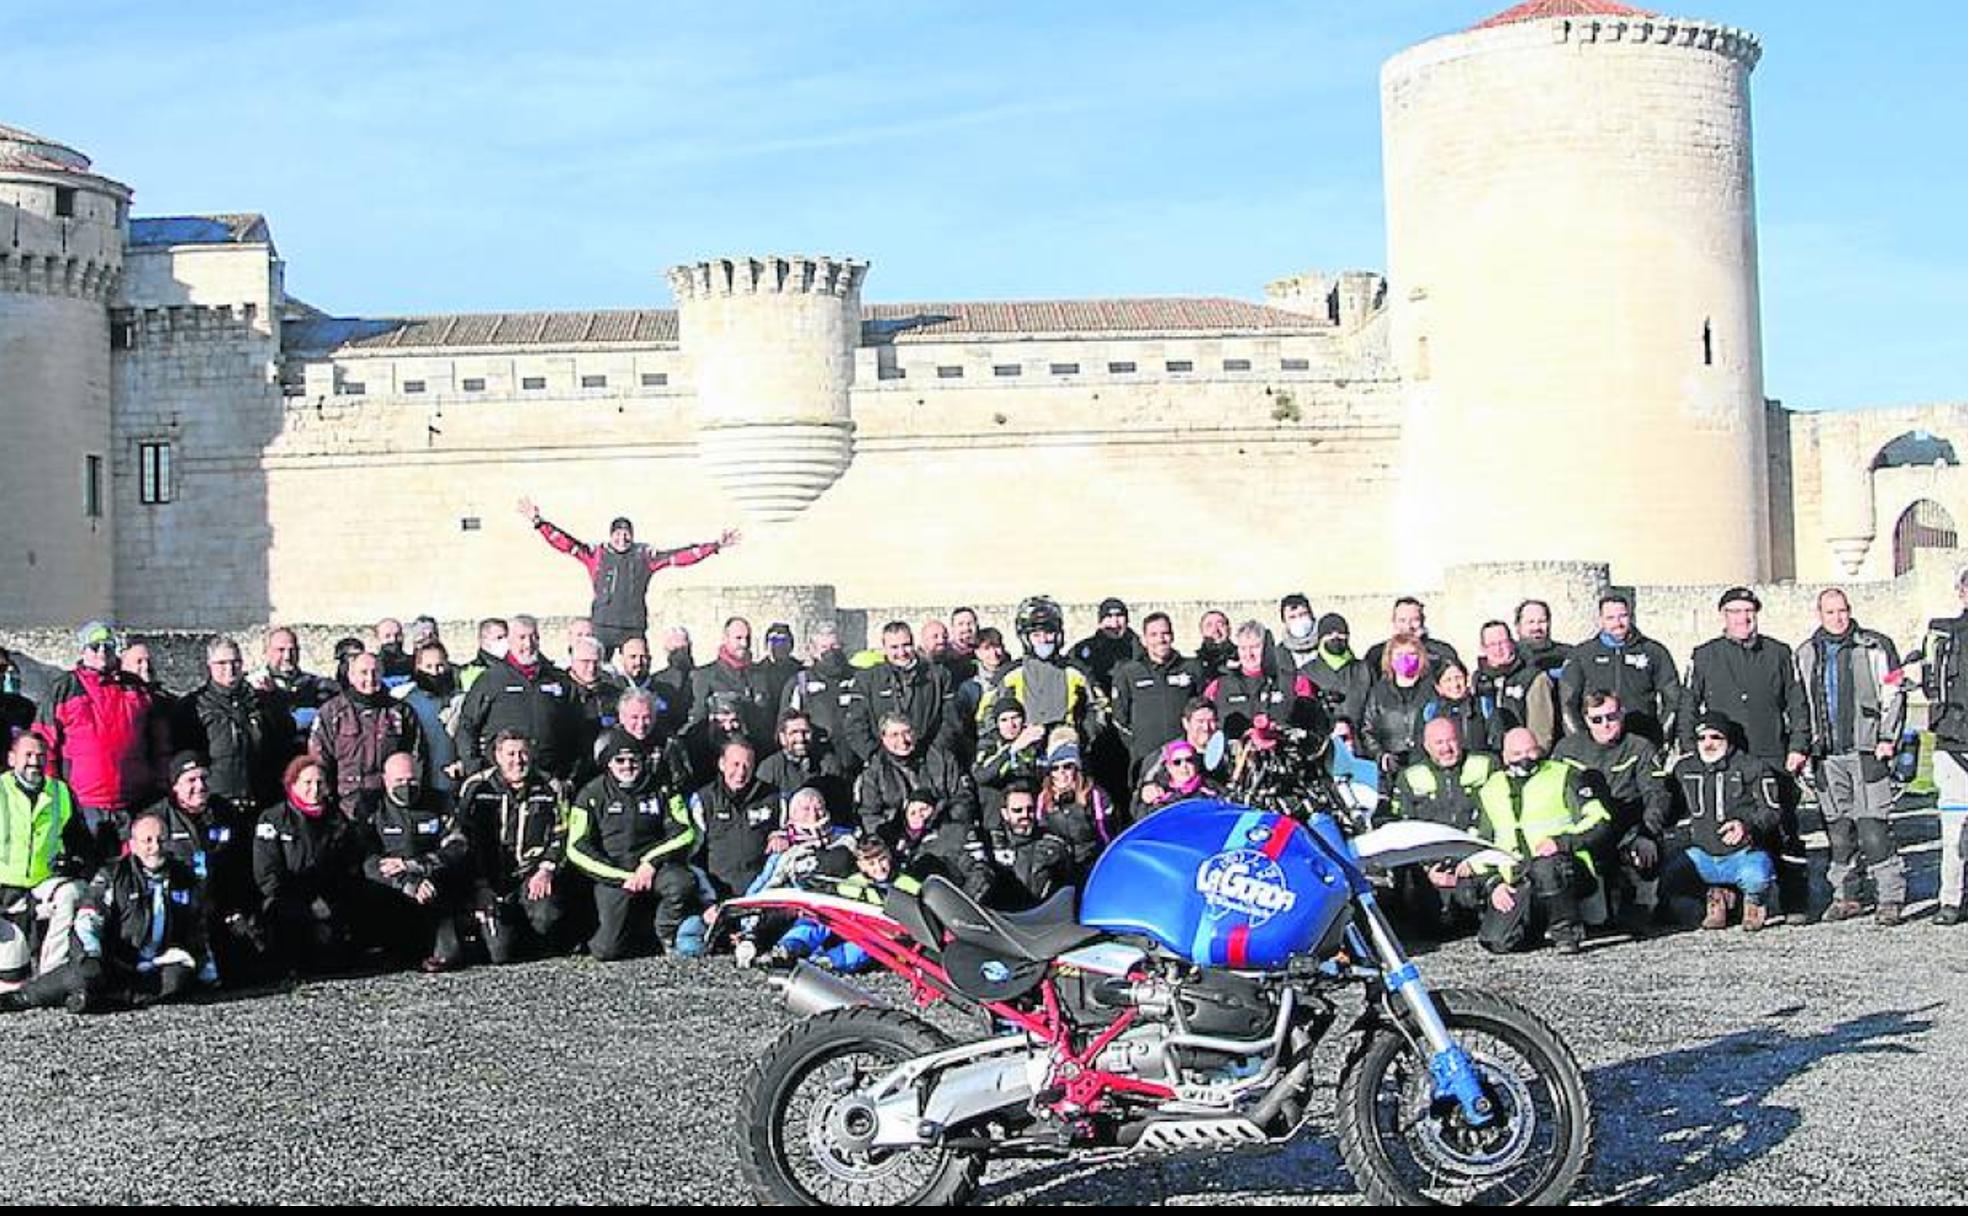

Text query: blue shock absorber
(1383, 963), (1496, 1128)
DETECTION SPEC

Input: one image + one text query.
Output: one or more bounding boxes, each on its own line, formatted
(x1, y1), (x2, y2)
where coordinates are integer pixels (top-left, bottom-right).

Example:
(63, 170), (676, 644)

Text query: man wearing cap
(1681, 587), (1811, 917)
(756, 623), (804, 716)
(971, 698), (1048, 830)
(1110, 612), (1202, 781)
(173, 634), (291, 811)
(1670, 712), (1783, 933)
(1795, 588), (1907, 926)
(517, 496), (740, 660)
(146, 751), (260, 979)
(1305, 613), (1373, 731)
(1071, 599), (1147, 699)
(566, 729), (699, 960)
(1559, 594), (1681, 745)
(34, 621), (169, 859)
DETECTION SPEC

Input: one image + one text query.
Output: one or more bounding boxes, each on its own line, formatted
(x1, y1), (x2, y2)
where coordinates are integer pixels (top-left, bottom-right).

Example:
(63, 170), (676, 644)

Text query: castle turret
(0, 124), (129, 626)
(666, 255), (866, 522)
(1383, 2), (1768, 586)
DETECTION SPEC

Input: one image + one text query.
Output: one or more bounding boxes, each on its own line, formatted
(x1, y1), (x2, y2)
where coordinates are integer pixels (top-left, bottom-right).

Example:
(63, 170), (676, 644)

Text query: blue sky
(3, 1), (1960, 410)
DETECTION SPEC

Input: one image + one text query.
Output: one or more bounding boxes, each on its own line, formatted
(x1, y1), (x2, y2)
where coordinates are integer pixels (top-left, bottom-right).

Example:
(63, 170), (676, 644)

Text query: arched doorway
(1894, 499), (1959, 577)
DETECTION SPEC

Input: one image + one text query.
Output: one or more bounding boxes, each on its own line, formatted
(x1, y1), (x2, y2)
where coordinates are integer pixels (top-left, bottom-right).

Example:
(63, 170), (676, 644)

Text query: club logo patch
(1197, 850), (1298, 926)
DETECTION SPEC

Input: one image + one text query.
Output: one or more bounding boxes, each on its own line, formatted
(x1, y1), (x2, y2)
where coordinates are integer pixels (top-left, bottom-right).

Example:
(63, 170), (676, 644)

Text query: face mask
(415, 670), (456, 697)
(484, 640), (509, 662)
(1322, 639), (1349, 657)
(1032, 641), (1058, 661)
(1287, 618), (1315, 641)
(1393, 654), (1423, 680)
(1506, 760), (1536, 779)
(388, 782), (421, 807)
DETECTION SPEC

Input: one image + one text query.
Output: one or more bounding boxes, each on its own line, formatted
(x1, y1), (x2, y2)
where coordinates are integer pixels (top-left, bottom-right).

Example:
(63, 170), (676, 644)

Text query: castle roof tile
(1472, 0), (1655, 30)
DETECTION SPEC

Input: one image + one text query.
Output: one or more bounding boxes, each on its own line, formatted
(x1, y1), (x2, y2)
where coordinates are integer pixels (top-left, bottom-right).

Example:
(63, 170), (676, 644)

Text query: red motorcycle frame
(719, 891), (1175, 1118)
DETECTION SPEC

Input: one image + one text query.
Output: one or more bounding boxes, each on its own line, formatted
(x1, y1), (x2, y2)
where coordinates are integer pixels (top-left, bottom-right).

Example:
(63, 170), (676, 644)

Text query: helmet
(1014, 595), (1065, 640)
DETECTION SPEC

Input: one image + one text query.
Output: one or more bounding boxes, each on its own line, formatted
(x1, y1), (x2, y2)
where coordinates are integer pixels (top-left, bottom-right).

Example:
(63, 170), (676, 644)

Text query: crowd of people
(4, 503), (1965, 1014)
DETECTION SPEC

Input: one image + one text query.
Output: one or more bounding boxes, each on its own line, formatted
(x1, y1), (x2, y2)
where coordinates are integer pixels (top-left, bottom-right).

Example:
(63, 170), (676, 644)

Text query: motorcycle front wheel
(737, 1006), (985, 1207)
(1335, 987), (1593, 1206)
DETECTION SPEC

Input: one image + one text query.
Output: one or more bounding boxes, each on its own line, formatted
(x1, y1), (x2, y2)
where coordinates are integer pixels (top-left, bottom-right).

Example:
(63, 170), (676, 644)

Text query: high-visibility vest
(0, 773), (79, 889)
(1474, 760), (1609, 878)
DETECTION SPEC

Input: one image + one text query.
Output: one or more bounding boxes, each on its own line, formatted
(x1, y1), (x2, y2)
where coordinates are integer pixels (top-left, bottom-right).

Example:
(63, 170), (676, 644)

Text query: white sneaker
(733, 940), (759, 970)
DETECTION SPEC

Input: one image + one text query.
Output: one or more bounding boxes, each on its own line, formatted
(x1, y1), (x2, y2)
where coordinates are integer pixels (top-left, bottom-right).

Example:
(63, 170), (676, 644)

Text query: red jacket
(35, 666), (167, 811)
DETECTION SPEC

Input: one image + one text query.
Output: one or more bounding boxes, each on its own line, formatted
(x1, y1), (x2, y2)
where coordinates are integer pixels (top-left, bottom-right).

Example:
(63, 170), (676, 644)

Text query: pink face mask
(1393, 654), (1423, 680)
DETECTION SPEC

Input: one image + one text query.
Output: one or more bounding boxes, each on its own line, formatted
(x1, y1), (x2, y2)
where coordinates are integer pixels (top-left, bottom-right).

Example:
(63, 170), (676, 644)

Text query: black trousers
(16, 958), (197, 1009)
(473, 880), (575, 966)
(1462, 855), (1593, 954)
(588, 864), (697, 962)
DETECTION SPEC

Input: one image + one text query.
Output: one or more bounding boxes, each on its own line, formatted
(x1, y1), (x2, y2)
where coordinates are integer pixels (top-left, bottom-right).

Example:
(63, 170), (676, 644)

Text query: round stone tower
(666, 255), (866, 522)
(1383, 2), (1767, 587)
(0, 124), (128, 626)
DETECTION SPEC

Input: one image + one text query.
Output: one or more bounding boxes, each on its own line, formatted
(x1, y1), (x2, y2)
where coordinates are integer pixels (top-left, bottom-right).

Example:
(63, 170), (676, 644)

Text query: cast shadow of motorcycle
(718, 722), (1594, 1206)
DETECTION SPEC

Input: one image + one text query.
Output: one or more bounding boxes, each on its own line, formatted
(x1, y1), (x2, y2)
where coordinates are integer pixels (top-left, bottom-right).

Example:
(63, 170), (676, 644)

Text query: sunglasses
(1167, 756), (1198, 768)
(1696, 732), (1728, 744)
(1586, 713), (1620, 726)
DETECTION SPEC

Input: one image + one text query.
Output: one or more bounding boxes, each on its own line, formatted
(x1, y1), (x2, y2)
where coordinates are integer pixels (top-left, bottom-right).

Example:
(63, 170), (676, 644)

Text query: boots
(1742, 900), (1769, 934)
(1701, 887), (1735, 931)
(1936, 904), (1964, 927)
(1820, 899), (1868, 924)
(1876, 903), (1904, 928)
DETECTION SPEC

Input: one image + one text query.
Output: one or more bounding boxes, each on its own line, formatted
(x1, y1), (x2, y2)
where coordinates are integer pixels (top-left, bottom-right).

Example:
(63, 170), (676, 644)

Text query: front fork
(1347, 893), (1497, 1129)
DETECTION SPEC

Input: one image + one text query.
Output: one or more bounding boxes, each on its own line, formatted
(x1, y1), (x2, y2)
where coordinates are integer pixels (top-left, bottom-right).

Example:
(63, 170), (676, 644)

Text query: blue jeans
(777, 919), (872, 973)
(1687, 848), (1775, 902)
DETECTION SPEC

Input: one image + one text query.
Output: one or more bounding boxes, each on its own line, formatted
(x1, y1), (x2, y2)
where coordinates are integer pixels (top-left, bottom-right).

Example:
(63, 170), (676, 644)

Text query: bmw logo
(980, 961), (1013, 984)
(1247, 826), (1272, 846)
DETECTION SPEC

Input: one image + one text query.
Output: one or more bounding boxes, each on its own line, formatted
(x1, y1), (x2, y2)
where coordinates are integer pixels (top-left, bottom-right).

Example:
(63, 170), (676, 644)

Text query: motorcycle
(718, 720), (1594, 1206)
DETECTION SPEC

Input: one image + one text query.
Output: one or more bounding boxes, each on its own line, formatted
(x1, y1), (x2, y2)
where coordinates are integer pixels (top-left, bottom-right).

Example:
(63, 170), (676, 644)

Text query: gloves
(1623, 834), (1660, 870)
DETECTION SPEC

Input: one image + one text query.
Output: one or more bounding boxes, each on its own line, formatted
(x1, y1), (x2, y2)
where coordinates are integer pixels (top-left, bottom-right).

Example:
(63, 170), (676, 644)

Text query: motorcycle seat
(917, 877), (1104, 964)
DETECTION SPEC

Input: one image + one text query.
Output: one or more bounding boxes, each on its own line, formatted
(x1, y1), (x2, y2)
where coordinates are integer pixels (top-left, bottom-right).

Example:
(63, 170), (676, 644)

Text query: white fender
(1350, 819), (1519, 873)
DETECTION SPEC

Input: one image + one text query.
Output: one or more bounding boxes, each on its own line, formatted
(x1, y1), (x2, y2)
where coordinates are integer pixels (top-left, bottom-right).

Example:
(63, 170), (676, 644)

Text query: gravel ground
(3, 804), (1961, 1205)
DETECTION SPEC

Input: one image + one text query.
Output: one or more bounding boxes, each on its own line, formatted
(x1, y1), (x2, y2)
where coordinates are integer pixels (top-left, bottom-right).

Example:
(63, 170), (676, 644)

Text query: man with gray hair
(565, 634), (623, 787)
(173, 635), (290, 808)
(1796, 587), (1907, 925)
(782, 622), (860, 771)
(1921, 566), (1968, 925)
(1203, 619), (1314, 740)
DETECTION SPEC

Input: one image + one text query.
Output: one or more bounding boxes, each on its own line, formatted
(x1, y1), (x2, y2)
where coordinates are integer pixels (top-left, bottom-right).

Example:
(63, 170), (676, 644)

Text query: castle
(2, 0), (1965, 641)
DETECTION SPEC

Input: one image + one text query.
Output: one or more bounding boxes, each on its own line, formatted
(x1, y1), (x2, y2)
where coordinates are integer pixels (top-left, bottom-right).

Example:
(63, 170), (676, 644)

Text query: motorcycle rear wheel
(1335, 987), (1593, 1206)
(737, 1006), (986, 1207)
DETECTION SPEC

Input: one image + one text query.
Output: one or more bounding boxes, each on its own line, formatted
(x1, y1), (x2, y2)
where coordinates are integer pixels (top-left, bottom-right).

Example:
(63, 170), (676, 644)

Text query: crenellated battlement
(1387, 14), (1761, 79)
(667, 255), (868, 301)
(112, 302), (272, 347)
(0, 249), (119, 301)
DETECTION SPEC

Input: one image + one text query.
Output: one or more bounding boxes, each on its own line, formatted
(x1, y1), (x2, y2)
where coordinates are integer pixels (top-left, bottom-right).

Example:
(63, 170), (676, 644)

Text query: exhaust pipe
(773, 962), (888, 1017)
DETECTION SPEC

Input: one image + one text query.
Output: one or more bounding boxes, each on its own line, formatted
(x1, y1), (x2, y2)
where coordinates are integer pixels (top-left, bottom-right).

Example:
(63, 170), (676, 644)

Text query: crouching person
(253, 756), (365, 976)
(360, 753), (465, 972)
(567, 731), (698, 960)
(3, 811), (213, 1013)
(0, 733), (98, 1006)
(447, 731), (574, 965)
(1459, 728), (1613, 956)
(726, 786), (855, 968)
(1671, 713), (1782, 932)
(771, 837), (919, 973)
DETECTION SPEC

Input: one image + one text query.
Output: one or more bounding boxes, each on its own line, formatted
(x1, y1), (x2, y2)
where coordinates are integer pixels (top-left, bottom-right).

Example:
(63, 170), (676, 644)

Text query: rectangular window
(581, 374), (608, 389)
(522, 376), (547, 391)
(878, 366), (907, 381)
(993, 364), (1022, 378)
(111, 319), (137, 351)
(1280, 358), (1310, 372)
(462, 377), (486, 392)
(84, 455), (103, 518)
(139, 442), (172, 505)
(640, 372), (669, 387)
(403, 380), (427, 394)
(460, 517), (482, 532)
(1049, 363), (1080, 376)
(54, 187), (76, 218)
(936, 365), (964, 380)
(337, 380), (366, 396)
(1108, 361), (1137, 374)
(1166, 360), (1194, 373)
(1223, 358), (1252, 372)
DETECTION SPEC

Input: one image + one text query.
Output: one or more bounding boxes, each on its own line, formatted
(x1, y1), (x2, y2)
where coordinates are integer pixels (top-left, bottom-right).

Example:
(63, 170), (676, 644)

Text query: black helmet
(1014, 595), (1064, 639)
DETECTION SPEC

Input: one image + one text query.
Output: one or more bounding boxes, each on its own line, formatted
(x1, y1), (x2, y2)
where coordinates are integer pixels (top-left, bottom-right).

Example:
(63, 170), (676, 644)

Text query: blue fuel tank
(1079, 801), (1354, 970)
